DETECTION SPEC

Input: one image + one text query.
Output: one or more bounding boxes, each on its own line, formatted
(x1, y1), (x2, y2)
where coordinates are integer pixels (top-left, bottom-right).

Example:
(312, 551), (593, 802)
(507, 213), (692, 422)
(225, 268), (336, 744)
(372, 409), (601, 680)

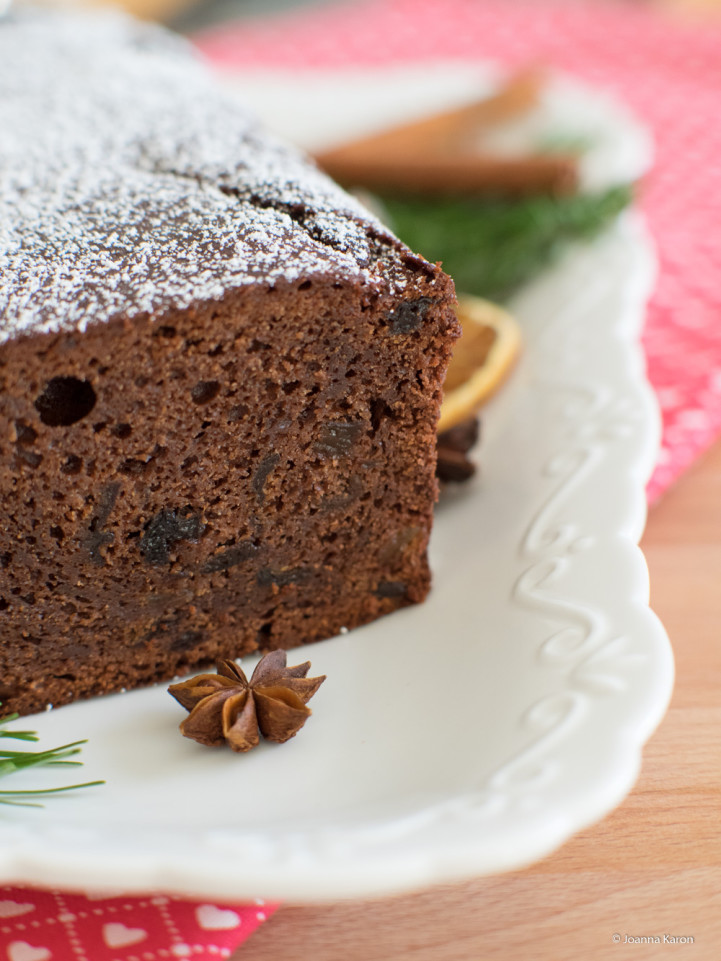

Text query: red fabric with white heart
(0, 887), (276, 960)
(197, 0), (721, 503)
(3, 2), (719, 960)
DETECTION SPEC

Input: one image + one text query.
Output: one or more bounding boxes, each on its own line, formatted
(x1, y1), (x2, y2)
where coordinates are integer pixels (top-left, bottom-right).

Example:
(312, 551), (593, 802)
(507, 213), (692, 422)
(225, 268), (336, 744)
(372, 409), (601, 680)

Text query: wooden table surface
(236, 441), (721, 961)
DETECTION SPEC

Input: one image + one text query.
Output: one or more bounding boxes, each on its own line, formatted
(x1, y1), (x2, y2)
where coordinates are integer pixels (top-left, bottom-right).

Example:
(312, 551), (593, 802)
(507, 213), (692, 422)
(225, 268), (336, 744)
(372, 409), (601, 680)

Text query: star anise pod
(436, 416), (480, 483)
(168, 650), (326, 753)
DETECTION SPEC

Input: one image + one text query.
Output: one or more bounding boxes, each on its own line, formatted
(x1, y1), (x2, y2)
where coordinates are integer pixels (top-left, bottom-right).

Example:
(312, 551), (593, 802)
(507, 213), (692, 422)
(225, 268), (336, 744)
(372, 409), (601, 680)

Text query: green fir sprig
(0, 710), (104, 808)
(379, 184), (634, 303)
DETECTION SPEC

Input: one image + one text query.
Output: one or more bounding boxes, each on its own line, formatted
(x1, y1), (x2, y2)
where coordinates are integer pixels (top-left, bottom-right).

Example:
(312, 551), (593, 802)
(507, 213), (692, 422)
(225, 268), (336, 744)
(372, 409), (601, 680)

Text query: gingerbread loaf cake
(0, 9), (458, 717)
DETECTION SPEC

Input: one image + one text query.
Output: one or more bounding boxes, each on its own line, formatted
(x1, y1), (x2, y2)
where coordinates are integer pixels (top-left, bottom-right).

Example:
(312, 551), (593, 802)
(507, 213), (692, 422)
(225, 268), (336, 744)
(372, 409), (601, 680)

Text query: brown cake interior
(0, 9), (459, 716)
(0, 270), (456, 715)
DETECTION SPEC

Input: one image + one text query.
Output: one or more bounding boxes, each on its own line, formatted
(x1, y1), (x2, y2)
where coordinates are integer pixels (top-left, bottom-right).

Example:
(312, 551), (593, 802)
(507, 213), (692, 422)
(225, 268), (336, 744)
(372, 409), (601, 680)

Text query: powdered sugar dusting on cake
(0, 9), (415, 344)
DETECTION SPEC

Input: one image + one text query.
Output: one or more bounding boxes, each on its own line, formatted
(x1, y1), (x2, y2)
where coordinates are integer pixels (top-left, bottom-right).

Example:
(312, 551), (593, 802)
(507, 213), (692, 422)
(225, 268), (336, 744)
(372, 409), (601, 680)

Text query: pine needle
(0, 709), (104, 808)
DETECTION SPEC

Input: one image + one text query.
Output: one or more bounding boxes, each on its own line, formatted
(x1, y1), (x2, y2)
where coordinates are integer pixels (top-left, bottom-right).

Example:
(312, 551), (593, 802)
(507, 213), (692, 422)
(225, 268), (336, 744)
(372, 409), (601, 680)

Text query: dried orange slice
(439, 295), (522, 433)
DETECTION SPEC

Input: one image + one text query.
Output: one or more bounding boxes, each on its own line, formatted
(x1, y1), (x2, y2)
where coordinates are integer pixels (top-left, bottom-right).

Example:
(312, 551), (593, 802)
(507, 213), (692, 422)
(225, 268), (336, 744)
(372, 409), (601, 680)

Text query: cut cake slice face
(0, 9), (459, 715)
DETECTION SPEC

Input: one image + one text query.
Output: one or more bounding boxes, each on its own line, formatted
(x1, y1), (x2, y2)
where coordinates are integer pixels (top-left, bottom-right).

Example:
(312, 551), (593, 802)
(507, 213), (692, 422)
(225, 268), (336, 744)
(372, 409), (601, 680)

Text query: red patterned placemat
(0, 886), (277, 961)
(196, 0), (721, 503)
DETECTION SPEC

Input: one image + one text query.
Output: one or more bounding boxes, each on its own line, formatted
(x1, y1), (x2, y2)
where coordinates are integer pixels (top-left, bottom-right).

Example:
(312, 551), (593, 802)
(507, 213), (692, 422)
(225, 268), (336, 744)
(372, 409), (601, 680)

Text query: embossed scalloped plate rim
(0, 63), (673, 901)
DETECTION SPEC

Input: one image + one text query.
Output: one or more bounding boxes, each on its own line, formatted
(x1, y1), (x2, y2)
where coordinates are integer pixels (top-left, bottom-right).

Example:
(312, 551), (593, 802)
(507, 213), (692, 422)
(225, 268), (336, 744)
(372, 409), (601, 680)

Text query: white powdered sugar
(0, 8), (412, 344)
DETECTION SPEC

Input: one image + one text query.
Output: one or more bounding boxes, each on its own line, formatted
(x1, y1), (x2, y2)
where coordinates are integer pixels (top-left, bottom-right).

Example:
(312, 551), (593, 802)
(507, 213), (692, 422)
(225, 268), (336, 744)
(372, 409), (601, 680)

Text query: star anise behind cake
(168, 651), (326, 752)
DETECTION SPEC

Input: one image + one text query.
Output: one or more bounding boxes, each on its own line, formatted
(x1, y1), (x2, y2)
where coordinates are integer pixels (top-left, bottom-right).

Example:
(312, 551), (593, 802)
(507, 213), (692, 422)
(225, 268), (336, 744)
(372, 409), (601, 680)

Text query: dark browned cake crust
(0, 11), (458, 716)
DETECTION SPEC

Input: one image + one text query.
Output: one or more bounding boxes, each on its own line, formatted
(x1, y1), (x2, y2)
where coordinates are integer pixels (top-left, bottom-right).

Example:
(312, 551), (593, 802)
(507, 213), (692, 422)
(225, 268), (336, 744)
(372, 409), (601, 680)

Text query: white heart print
(0, 903), (34, 919)
(102, 923), (147, 948)
(195, 905), (241, 930)
(7, 942), (50, 961)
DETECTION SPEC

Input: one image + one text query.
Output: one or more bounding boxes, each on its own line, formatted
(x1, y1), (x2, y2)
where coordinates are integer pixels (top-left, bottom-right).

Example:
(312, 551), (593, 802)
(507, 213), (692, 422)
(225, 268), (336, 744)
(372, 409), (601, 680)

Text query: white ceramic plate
(0, 64), (672, 901)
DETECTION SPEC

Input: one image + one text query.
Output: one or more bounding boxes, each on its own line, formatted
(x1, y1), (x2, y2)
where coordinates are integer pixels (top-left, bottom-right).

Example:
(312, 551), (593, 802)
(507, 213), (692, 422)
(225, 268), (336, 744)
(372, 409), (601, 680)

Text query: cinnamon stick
(319, 151), (578, 197)
(316, 68), (545, 163)
(314, 67), (580, 198)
